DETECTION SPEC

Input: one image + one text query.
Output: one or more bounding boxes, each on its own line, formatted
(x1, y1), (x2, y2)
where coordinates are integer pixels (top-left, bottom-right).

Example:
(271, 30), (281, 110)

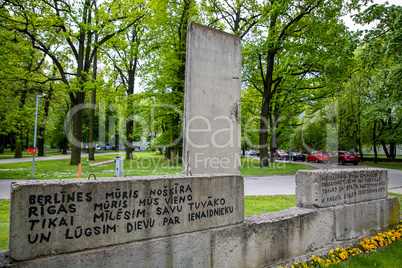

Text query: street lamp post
(31, 93), (45, 179)
(289, 117), (292, 163)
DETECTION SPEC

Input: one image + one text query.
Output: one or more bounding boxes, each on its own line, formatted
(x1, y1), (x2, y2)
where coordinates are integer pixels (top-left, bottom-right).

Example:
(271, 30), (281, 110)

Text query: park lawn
(0, 152), (180, 179)
(244, 195), (297, 216)
(0, 199), (9, 251)
(240, 158), (314, 175)
(0, 152), (313, 180)
(0, 149), (70, 159)
(362, 161), (402, 170)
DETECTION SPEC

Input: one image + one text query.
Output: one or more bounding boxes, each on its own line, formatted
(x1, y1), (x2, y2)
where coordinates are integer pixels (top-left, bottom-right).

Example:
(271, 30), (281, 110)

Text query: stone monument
(1, 22), (399, 268)
(182, 22), (242, 175)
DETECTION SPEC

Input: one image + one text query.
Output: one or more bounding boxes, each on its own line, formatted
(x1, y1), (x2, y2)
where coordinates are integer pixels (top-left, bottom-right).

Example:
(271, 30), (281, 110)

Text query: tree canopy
(0, 0), (400, 164)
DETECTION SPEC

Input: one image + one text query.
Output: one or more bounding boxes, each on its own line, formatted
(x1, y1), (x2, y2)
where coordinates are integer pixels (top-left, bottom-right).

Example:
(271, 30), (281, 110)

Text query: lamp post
(31, 93), (45, 179)
(289, 116), (292, 163)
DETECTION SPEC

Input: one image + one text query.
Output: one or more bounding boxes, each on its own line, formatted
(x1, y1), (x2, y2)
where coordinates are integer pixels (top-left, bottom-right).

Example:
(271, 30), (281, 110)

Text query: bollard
(115, 156), (124, 177)
(78, 163), (82, 178)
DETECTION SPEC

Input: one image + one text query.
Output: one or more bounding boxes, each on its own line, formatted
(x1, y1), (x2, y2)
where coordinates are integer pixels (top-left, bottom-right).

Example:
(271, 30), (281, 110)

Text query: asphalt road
(244, 159), (402, 196)
(1, 158), (401, 199)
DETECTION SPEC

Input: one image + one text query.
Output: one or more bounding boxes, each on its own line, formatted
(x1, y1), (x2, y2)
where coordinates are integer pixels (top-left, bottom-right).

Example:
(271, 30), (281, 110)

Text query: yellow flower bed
(280, 221), (402, 268)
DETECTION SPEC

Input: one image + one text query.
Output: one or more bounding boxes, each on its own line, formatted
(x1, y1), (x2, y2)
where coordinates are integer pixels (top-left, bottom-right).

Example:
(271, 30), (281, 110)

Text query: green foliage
(0, 0), (400, 165)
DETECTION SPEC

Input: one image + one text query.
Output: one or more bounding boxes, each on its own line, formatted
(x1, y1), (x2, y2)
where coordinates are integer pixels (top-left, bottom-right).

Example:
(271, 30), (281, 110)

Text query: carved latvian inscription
(296, 168), (388, 208)
(9, 175), (244, 261)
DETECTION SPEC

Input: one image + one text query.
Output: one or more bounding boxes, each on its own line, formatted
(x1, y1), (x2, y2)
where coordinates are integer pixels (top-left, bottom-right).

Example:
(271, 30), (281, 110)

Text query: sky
(342, 0), (401, 32)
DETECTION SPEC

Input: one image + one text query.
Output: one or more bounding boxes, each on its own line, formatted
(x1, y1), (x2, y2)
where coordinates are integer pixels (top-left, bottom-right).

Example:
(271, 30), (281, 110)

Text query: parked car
(289, 152), (305, 161)
(306, 151), (330, 163)
(247, 150), (259, 156)
(329, 151), (358, 165)
(275, 150), (288, 160)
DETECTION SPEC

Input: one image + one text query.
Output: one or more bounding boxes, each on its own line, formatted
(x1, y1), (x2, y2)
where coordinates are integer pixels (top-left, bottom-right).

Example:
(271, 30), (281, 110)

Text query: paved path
(243, 158), (402, 195)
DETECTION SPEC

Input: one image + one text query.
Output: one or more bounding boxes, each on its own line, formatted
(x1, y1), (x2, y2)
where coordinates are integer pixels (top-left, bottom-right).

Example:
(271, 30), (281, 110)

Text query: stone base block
(334, 196), (400, 240)
(211, 207), (335, 268)
(2, 230), (214, 268)
(9, 174), (243, 261)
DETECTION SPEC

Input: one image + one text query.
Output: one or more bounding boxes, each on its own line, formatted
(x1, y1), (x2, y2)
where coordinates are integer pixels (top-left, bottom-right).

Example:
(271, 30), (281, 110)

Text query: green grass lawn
(0, 199), (9, 251)
(0, 152), (313, 180)
(0, 149), (70, 159)
(362, 161), (402, 170)
(244, 195), (297, 216)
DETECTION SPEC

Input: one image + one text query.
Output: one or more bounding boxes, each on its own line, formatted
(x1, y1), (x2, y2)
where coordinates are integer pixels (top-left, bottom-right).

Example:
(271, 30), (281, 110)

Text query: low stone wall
(7, 174), (244, 261)
(0, 169), (399, 268)
(296, 168), (388, 207)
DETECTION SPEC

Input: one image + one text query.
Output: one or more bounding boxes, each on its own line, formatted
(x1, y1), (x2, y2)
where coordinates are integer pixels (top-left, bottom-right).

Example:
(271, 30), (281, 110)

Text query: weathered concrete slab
(3, 230), (213, 268)
(296, 168), (388, 208)
(211, 207), (335, 268)
(3, 197), (399, 268)
(334, 197), (400, 241)
(182, 22), (242, 175)
(9, 174), (243, 261)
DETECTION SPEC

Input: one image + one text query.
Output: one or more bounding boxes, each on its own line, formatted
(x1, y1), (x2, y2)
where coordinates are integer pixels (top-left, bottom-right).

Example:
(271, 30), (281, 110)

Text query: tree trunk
(358, 138), (363, 158)
(115, 133), (119, 151)
(88, 32), (98, 161)
(170, 146), (178, 166)
(259, 99), (269, 167)
(389, 142), (396, 159)
(61, 135), (68, 154)
(381, 142), (390, 158)
(10, 134), (15, 151)
(126, 67), (136, 160)
(373, 120), (377, 163)
(0, 135), (4, 154)
(14, 133), (23, 158)
(88, 89), (96, 160)
(259, 49), (276, 167)
(126, 120), (133, 160)
(37, 132), (45, 157)
(38, 93), (51, 156)
(70, 92), (86, 165)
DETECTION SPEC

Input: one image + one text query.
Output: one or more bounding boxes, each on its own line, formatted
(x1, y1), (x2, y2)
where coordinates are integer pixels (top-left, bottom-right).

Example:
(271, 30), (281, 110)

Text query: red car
(329, 151), (358, 165)
(275, 150), (288, 160)
(306, 151), (330, 163)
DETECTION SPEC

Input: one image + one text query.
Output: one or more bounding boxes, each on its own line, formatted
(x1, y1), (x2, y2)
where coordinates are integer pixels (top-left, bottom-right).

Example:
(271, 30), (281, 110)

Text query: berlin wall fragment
(9, 174), (244, 261)
(182, 22), (242, 175)
(296, 168), (388, 208)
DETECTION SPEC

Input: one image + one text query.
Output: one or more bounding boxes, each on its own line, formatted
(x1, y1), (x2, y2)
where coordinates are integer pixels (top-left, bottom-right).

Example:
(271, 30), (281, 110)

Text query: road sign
(27, 147), (37, 154)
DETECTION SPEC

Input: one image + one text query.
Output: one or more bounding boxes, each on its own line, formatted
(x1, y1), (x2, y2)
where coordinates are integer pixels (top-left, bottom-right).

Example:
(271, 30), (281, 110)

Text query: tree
(103, 4), (148, 160)
(202, 0), (262, 38)
(2, 0), (147, 164)
(242, 0), (358, 167)
(0, 18), (50, 157)
(352, 4), (402, 159)
(141, 0), (198, 166)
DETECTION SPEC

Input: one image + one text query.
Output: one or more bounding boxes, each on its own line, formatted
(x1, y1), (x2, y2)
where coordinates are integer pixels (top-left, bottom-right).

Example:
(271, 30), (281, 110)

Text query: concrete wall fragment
(182, 22), (242, 175)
